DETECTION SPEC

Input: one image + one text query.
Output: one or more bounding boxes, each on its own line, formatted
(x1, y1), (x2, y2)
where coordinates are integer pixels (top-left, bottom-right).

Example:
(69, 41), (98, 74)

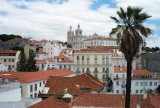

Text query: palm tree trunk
(125, 60), (132, 108)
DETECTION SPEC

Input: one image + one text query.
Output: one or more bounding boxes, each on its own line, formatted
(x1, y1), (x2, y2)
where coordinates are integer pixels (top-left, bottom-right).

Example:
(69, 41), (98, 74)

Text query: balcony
(94, 70), (98, 74)
(86, 70), (91, 73)
(121, 84), (126, 88)
(76, 70), (80, 74)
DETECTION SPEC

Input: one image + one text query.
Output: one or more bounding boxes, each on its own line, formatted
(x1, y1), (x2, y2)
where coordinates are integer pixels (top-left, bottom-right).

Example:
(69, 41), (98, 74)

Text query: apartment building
(0, 50), (20, 71)
(112, 68), (160, 94)
(74, 46), (115, 81)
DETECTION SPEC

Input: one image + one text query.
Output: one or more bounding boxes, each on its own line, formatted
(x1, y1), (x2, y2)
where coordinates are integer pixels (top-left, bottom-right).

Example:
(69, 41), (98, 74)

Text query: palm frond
(110, 16), (120, 23)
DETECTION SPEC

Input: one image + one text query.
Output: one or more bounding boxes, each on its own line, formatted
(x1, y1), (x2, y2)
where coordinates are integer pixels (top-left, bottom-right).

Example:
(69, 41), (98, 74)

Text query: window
(43, 80), (45, 84)
(34, 93), (37, 97)
(12, 59), (14, 62)
(150, 82), (152, 86)
(122, 90), (125, 94)
(135, 82), (139, 86)
(30, 94), (33, 98)
(35, 84), (37, 91)
(103, 68), (105, 73)
(154, 82), (157, 86)
(12, 65), (14, 68)
(59, 65), (62, 69)
(140, 90), (143, 93)
(145, 82), (148, 86)
(82, 68), (84, 73)
(82, 56), (84, 60)
(140, 82), (143, 86)
(4, 59), (6, 62)
(9, 59), (11, 62)
(68, 65), (71, 70)
(40, 82), (41, 87)
(116, 90), (119, 94)
(94, 55), (97, 60)
(116, 81), (119, 86)
(30, 85), (33, 92)
(64, 65), (66, 68)
(77, 56), (79, 60)
(136, 90), (139, 93)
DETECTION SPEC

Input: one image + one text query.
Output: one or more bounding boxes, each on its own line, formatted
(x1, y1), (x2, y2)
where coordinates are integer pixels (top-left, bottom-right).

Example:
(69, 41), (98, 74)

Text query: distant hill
(0, 34), (22, 42)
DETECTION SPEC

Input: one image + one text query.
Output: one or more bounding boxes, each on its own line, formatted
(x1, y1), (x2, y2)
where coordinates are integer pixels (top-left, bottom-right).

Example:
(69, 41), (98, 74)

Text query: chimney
(62, 88), (73, 103)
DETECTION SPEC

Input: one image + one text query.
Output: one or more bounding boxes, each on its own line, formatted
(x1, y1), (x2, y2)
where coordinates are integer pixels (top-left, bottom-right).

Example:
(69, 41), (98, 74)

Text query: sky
(0, 0), (160, 47)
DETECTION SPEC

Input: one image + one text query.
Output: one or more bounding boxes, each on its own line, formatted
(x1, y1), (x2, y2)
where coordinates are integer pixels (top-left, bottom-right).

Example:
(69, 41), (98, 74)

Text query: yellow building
(74, 46), (116, 81)
(0, 50), (20, 71)
(24, 43), (36, 59)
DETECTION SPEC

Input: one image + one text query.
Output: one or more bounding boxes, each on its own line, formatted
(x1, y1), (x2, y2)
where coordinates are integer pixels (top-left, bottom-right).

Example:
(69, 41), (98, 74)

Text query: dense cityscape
(0, 0), (160, 108)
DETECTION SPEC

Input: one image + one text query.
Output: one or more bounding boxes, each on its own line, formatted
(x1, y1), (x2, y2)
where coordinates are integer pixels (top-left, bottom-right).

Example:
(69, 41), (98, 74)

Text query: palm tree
(109, 6), (152, 108)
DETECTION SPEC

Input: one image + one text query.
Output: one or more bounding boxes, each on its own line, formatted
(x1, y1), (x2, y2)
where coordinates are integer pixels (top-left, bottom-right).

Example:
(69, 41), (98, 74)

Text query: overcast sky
(0, 0), (160, 47)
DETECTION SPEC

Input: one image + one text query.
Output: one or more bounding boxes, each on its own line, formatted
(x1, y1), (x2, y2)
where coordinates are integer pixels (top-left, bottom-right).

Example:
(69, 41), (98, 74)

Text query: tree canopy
(0, 34), (22, 42)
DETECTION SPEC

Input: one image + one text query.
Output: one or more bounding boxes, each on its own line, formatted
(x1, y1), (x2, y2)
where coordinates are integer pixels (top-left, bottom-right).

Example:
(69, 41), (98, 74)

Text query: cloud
(0, 0), (159, 46)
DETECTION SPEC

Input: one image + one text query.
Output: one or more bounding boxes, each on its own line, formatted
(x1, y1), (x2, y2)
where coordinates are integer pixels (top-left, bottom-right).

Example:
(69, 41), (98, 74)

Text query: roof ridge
(84, 74), (103, 87)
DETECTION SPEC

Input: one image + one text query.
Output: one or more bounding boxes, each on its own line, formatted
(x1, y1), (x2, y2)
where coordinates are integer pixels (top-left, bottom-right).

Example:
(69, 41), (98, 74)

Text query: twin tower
(67, 24), (83, 49)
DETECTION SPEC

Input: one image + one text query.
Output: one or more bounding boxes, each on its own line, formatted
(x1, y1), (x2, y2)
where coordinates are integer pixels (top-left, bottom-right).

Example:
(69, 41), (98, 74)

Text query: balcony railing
(121, 84), (126, 88)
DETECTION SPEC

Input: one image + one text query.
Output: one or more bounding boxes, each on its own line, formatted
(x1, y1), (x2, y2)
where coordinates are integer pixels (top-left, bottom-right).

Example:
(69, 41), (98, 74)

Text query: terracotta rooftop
(0, 69), (75, 83)
(71, 73), (103, 92)
(29, 96), (70, 108)
(36, 59), (46, 63)
(55, 54), (67, 59)
(0, 50), (17, 54)
(140, 94), (160, 108)
(59, 59), (73, 63)
(132, 69), (155, 77)
(73, 94), (143, 108)
(37, 50), (47, 54)
(40, 39), (48, 42)
(45, 76), (84, 96)
(76, 46), (119, 53)
(114, 66), (127, 73)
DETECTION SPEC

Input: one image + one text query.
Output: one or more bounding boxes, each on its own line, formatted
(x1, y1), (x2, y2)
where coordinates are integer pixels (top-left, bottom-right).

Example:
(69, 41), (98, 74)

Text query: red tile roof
(36, 59), (46, 63)
(47, 58), (55, 62)
(45, 76), (84, 95)
(55, 54), (67, 59)
(40, 39), (48, 42)
(132, 69), (155, 77)
(140, 94), (160, 108)
(71, 73), (103, 92)
(29, 96), (70, 108)
(114, 66), (127, 73)
(0, 50), (17, 54)
(73, 94), (143, 108)
(37, 51), (47, 54)
(0, 69), (75, 83)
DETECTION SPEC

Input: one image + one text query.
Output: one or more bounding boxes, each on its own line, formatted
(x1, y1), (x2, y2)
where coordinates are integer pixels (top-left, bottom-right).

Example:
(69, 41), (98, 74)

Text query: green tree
(26, 49), (39, 71)
(16, 48), (27, 71)
(67, 43), (72, 48)
(109, 6), (152, 108)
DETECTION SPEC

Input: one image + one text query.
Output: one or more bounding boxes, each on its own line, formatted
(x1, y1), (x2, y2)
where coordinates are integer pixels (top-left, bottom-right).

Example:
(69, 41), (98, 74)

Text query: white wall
(0, 88), (21, 102)
(21, 79), (47, 98)
(0, 64), (8, 71)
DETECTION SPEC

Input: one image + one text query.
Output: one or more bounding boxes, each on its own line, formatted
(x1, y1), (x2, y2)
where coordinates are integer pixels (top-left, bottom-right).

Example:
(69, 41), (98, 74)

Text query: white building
(54, 54), (74, 71)
(0, 64), (8, 72)
(43, 42), (66, 58)
(0, 78), (25, 108)
(112, 69), (160, 95)
(81, 36), (117, 49)
(36, 50), (48, 60)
